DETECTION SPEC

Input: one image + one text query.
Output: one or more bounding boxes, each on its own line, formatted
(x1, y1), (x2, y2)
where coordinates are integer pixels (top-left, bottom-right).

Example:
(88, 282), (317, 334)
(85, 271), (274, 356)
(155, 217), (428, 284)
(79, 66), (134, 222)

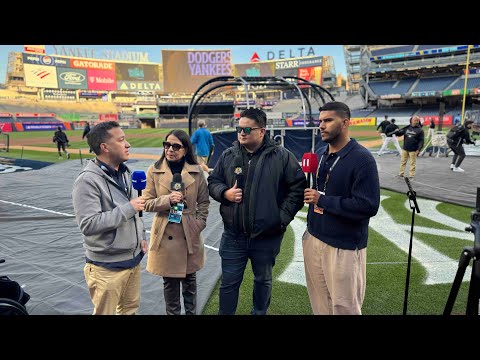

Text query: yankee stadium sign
(52, 46), (150, 63)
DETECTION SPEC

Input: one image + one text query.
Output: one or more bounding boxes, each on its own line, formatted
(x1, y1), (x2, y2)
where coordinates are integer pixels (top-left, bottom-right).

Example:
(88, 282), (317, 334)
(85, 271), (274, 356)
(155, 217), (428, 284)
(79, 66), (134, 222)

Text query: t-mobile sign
(87, 69), (117, 91)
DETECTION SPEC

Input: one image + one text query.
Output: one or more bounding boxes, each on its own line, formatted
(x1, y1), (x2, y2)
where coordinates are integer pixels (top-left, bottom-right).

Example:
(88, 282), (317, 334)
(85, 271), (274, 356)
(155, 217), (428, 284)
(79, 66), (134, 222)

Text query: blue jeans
(218, 229), (283, 315)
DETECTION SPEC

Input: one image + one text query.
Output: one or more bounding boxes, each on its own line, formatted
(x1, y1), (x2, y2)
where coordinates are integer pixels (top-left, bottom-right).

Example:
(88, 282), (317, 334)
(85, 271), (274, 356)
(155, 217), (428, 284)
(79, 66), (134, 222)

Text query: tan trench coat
(143, 160), (210, 278)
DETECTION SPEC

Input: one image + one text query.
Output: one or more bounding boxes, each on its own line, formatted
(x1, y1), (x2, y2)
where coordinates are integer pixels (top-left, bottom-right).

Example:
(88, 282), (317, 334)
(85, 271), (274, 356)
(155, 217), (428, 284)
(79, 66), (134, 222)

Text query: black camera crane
(444, 187), (480, 315)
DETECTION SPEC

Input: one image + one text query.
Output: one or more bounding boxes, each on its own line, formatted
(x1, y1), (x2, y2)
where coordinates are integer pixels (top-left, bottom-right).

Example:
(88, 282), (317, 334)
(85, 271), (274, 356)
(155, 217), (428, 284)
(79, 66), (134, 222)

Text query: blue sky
(0, 45), (346, 84)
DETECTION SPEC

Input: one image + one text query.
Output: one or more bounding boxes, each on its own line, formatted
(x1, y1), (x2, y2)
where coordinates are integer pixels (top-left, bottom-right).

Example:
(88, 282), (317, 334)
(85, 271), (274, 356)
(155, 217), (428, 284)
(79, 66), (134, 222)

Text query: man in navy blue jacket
(303, 101), (380, 315)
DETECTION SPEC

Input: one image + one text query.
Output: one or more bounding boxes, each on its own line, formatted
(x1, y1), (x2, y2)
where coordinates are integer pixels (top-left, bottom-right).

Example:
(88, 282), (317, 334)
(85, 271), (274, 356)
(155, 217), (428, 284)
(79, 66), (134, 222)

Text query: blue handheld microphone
(132, 170), (147, 217)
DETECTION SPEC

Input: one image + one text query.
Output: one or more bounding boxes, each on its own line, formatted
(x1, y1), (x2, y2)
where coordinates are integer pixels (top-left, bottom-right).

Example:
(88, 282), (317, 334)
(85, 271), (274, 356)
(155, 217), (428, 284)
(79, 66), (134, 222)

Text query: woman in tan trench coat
(143, 129), (210, 315)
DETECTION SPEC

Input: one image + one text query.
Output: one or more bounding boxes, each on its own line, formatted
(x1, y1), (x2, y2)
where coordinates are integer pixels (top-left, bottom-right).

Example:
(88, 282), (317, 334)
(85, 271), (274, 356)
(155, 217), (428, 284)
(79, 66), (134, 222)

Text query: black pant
(163, 272), (197, 315)
(448, 140), (466, 167)
(218, 229), (283, 315)
(57, 142), (66, 156)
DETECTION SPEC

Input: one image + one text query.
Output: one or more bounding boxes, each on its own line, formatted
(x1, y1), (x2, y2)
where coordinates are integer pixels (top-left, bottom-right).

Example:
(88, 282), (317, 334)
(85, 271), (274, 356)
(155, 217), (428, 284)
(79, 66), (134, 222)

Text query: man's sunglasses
(236, 126), (262, 135)
(163, 141), (184, 151)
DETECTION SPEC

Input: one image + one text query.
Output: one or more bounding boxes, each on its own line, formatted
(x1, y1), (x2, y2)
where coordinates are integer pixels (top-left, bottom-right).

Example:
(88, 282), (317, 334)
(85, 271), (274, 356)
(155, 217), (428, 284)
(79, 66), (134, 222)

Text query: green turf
(2, 149), (95, 163)
(201, 188), (474, 315)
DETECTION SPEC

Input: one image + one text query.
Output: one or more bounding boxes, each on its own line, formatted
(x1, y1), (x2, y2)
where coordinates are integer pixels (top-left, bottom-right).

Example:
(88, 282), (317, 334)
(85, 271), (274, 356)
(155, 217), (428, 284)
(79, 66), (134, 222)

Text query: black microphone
(132, 170), (146, 217)
(171, 173), (185, 207)
(233, 155), (244, 191)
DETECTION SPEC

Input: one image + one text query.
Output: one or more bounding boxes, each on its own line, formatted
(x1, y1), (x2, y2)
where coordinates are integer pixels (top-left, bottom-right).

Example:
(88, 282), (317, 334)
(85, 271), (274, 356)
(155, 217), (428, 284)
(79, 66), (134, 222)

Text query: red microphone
(302, 152), (319, 188)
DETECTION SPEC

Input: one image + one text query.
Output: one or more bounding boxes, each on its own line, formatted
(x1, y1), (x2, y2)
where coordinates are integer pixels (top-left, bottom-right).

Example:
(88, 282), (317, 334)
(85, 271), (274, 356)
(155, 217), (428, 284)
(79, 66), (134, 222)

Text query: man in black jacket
(378, 118), (402, 156)
(448, 120), (475, 172)
(393, 116), (424, 180)
(208, 108), (307, 315)
(53, 126), (70, 159)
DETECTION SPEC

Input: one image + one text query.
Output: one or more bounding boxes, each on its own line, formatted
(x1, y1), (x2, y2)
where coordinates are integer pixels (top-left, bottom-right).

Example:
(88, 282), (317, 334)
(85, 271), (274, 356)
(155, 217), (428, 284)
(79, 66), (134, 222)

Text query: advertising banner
(117, 81), (162, 91)
(274, 56), (323, 70)
(44, 89), (77, 101)
(162, 50), (232, 93)
(297, 67), (322, 86)
(0, 123), (13, 132)
(16, 113), (55, 117)
(99, 114), (118, 121)
(24, 64), (59, 88)
(87, 70), (117, 91)
(22, 123), (65, 131)
(385, 116), (411, 126)
(291, 119), (320, 126)
(234, 62), (275, 77)
(443, 89), (468, 96)
(115, 63), (159, 82)
(350, 117), (376, 126)
(411, 91), (436, 97)
(71, 59), (115, 71)
(0, 113), (12, 117)
(24, 45), (45, 54)
(276, 65), (322, 85)
(79, 91), (107, 97)
(420, 115), (452, 125)
(57, 68), (88, 89)
(22, 53), (69, 67)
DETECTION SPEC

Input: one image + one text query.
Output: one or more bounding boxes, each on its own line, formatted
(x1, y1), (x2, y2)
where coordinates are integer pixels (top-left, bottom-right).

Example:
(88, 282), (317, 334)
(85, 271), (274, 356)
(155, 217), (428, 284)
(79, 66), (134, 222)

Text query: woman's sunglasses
(236, 126), (261, 135)
(163, 141), (184, 151)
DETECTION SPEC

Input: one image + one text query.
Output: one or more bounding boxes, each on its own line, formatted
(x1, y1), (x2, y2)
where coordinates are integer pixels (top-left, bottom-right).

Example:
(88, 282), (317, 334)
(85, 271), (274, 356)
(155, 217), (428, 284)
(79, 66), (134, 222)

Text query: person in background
(190, 119), (214, 173)
(82, 122), (93, 153)
(427, 119), (435, 138)
(143, 129), (209, 315)
(53, 126), (70, 159)
(208, 108), (307, 315)
(378, 118), (402, 156)
(393, 116), (425, 181)
(303, 101), (380, 315)
(72, 121), (147, 315)
(453, 113), (461, 126)
(376, 115), (390, 154)
(447, 120), (475, 172)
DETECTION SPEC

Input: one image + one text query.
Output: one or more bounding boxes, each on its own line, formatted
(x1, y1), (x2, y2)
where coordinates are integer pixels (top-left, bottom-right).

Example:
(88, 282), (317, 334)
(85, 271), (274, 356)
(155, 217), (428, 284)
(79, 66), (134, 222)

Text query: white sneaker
(453, 167), (465, 172)
(59, 156), (63, 159)
(66, 153), (70, 159)
(450, 164), (455, 170)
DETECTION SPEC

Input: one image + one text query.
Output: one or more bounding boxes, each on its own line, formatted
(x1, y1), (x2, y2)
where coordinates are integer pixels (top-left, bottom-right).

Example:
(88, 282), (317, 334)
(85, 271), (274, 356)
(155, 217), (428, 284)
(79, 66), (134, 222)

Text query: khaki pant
(399, 150), (418, 178)
(84, 263), (141, 315)
(302, 230), (366, 315)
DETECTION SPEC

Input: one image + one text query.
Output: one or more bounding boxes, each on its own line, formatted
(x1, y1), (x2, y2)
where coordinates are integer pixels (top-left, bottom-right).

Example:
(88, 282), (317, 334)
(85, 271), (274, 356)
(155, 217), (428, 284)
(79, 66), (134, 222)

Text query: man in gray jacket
(72, 121), (147, 315)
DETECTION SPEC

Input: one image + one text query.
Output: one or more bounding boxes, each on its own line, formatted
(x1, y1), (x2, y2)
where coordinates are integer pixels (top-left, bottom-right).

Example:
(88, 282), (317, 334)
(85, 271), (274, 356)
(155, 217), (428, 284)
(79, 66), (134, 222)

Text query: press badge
(168, 203), (184, 223)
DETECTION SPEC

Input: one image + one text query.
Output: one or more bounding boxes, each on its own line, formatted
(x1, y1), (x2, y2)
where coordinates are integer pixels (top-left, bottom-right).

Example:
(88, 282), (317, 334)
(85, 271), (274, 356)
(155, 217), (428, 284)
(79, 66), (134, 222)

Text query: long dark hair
(155, 129), (198, 168)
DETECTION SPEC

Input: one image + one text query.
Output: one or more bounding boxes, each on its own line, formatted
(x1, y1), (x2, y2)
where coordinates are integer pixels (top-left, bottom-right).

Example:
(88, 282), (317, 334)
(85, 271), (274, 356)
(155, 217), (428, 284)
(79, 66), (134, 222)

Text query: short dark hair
(391, 118), (396, 123)
(239, 108), (267, 128)
(319, 101), (351, 120)
(156, 129), (198, 168)
(57, 126), (62, 131)
(87, 121), (121, 155)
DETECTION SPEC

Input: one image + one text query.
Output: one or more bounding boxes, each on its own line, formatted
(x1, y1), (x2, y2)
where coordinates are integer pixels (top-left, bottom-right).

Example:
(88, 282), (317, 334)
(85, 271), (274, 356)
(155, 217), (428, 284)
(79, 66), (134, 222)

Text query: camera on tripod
(444, 187), (480, 315)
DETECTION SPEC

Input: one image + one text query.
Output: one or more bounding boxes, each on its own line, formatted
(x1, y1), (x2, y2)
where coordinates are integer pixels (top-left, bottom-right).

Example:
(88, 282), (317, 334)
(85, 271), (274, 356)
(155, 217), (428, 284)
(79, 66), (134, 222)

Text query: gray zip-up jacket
(72, 160), (145, 263)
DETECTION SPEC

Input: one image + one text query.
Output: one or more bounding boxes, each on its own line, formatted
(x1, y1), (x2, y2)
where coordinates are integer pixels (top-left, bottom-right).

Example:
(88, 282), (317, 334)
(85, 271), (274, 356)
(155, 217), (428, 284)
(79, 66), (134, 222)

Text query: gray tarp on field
(0, 158), (223, 315)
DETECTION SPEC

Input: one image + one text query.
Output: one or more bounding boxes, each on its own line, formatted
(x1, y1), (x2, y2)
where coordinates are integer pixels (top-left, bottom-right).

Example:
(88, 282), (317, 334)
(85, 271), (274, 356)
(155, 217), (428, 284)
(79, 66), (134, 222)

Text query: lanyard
(316, 154), (340, 193)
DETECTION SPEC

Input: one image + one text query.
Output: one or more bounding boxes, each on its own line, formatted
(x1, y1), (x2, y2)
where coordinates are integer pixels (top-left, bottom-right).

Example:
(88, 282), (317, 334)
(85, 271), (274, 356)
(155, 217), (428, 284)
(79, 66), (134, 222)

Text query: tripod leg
(444, 248), (473, 315)
(466, 260), (480, 315)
